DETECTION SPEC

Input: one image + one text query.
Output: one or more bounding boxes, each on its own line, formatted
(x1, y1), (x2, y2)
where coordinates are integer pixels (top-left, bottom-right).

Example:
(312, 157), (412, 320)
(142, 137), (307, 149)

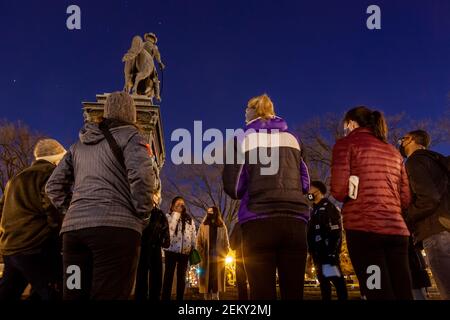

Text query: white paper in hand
(348, 175), (359, 200)
(322, 264), (341, 278)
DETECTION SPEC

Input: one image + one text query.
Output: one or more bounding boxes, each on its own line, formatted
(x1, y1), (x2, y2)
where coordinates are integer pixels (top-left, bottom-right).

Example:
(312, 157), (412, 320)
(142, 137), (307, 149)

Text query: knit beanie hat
(34, 139), (67, 164)
(104, 91), (136, 123)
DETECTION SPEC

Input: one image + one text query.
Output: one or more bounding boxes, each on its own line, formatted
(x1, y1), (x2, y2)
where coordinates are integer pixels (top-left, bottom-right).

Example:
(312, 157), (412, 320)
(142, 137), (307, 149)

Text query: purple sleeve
(300, 159), (310, 194)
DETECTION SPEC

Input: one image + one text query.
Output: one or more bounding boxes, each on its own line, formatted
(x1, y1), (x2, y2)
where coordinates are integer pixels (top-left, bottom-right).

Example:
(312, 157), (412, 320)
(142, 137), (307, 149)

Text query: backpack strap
(98, 120), (126, 170)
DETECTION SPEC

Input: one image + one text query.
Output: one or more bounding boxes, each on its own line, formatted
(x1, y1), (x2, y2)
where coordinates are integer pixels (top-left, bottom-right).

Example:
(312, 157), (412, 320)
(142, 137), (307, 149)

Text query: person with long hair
(161, 196), (196, 301)
(196, 207), (230, 300)
(330, 106), (413, 300)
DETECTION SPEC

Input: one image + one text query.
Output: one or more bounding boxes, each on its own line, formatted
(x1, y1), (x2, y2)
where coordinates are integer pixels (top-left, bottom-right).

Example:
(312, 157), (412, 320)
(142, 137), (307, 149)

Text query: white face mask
(343, 126), (351, 137)
(245, 107), (257, 125)
(343, 121), (357, 136)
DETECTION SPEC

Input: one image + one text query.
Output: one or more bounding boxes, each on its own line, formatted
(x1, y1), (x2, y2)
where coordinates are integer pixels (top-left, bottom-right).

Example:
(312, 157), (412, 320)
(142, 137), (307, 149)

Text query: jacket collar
(347, 127), (373, 137)
(312, 197), (329, 211)
(245, 116), (288, 132)
(31, 159), (56, 167)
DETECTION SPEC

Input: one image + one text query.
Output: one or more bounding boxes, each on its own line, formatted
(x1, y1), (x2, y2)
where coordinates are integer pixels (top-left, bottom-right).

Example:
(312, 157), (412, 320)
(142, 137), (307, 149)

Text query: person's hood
(78, 122), (135, 145)
(245, 116), (288, 132)
(79, 122), (105, 145)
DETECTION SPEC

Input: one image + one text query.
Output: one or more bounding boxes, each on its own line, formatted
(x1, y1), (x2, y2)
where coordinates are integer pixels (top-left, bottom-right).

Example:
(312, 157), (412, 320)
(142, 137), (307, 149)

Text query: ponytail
(369, 110), (388, 143)
(344, 106), (388, 143)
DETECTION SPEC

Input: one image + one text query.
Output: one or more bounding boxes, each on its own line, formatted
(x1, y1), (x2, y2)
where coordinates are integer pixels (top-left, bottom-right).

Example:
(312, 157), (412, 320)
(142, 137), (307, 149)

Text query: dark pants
(135, 245), (163, 301)
(62, 227), (140, 300)
(423, 231), (450, 300)
(235, 251), (249, 300)
(316, 264), (348, 300)
(346, 230), (413, 300)
(162, 251), (189, 301)
(0, 237), (62, 301)
(242, 217), (307, 300)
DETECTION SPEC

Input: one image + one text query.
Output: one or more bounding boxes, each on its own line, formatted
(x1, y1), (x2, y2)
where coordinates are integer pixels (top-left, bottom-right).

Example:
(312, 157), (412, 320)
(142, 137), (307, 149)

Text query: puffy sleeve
(331, 138), (351, 203)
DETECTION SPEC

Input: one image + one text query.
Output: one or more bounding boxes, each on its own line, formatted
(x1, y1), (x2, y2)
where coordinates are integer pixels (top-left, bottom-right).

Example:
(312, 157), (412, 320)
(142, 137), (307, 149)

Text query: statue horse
(123, 36), (155, 98)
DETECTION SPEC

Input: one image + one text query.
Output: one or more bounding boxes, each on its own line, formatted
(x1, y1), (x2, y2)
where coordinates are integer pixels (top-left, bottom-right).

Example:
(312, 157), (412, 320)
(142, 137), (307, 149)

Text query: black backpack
(426, 151), (450, 230)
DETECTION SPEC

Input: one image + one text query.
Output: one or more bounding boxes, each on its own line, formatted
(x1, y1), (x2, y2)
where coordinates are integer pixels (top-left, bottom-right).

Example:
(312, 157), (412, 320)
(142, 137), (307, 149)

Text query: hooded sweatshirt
(46, 122), (160, 235)
(223, 116), (310, 224)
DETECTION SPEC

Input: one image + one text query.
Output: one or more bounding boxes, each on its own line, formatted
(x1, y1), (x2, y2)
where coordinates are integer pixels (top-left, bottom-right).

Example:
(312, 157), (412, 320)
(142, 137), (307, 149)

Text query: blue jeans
(423, 231), (450, 300)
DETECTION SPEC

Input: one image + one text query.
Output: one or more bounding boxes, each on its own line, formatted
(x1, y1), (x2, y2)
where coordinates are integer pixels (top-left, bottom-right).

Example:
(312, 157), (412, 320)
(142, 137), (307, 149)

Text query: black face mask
(398, 144), (407, 158)
(398, 138), (411, 158)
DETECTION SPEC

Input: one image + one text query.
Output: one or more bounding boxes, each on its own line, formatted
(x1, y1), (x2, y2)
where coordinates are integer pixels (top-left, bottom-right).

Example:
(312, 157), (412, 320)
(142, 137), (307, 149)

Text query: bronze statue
(123, 33), (165, 103)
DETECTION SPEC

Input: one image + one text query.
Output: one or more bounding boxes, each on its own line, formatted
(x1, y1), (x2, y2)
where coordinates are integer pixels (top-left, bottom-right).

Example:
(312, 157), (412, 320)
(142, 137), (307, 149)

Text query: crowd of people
(0, 91), (449, 301)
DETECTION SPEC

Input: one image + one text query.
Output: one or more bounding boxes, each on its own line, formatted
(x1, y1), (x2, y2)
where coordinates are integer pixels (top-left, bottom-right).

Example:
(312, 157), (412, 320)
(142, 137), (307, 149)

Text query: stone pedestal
(82, 93), (165, 168)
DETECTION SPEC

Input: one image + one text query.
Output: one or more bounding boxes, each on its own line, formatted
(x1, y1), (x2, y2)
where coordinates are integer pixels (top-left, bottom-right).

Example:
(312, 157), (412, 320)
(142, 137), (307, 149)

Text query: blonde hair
(247, 94), (276, 120)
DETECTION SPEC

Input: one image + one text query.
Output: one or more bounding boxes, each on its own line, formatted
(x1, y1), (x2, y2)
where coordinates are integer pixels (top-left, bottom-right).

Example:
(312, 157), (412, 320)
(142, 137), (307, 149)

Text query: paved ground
(183, 285), (442, 300)
(2, 263), (441, 300)
(15, 285), (442, 300)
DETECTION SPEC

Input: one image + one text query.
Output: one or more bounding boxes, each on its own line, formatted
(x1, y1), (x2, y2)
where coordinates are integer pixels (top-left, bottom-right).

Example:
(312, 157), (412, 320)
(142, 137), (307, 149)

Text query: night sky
(1, 0), (449, 158)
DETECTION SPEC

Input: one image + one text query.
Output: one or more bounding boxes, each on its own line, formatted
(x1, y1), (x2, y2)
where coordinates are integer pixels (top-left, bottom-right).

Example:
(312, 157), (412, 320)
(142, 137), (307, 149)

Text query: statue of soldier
(143, 33), (165, 102)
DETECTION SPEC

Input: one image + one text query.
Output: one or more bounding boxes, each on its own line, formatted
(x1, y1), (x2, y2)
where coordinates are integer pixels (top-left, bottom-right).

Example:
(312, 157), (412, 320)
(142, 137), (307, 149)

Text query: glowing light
(225, 256), (234, 265)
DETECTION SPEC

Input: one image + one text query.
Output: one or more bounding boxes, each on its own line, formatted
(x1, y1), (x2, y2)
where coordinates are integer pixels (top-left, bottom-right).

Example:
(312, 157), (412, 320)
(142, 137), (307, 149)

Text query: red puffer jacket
(331, 128), (411, 236)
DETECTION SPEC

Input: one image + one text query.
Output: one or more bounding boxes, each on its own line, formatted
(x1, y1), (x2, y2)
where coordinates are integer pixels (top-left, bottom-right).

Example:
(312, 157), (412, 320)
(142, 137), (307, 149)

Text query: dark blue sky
(1, 0), (449, 157)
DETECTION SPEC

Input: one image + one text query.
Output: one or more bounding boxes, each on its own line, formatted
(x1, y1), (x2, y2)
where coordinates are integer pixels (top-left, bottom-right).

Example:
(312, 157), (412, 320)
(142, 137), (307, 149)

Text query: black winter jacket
(0, 160), (62, 256)
(141, 207), (170, 249)
(307, 198), (343, 265)
(405, 149), (448, 242)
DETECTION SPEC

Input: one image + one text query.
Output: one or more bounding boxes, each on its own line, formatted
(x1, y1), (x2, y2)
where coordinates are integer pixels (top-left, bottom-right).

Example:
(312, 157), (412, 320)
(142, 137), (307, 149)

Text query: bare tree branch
(0, 120), (43, 193)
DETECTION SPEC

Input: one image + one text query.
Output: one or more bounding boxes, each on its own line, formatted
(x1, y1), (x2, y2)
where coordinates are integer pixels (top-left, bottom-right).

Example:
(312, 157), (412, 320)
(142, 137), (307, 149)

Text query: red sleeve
(331, 138), (351, 202)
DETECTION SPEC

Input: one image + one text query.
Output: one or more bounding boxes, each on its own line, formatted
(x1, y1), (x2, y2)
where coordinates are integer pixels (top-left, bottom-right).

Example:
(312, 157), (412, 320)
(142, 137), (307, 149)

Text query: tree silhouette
(0, 120), (43, 194)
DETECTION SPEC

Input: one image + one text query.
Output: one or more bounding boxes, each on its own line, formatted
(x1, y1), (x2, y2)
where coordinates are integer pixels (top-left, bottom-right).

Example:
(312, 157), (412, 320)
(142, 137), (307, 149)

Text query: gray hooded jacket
(46, 122), (160, 235)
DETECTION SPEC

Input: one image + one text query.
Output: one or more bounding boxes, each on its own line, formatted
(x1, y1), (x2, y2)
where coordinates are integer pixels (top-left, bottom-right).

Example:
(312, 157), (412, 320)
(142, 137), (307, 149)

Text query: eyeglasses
(397, 136), (410, 145)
